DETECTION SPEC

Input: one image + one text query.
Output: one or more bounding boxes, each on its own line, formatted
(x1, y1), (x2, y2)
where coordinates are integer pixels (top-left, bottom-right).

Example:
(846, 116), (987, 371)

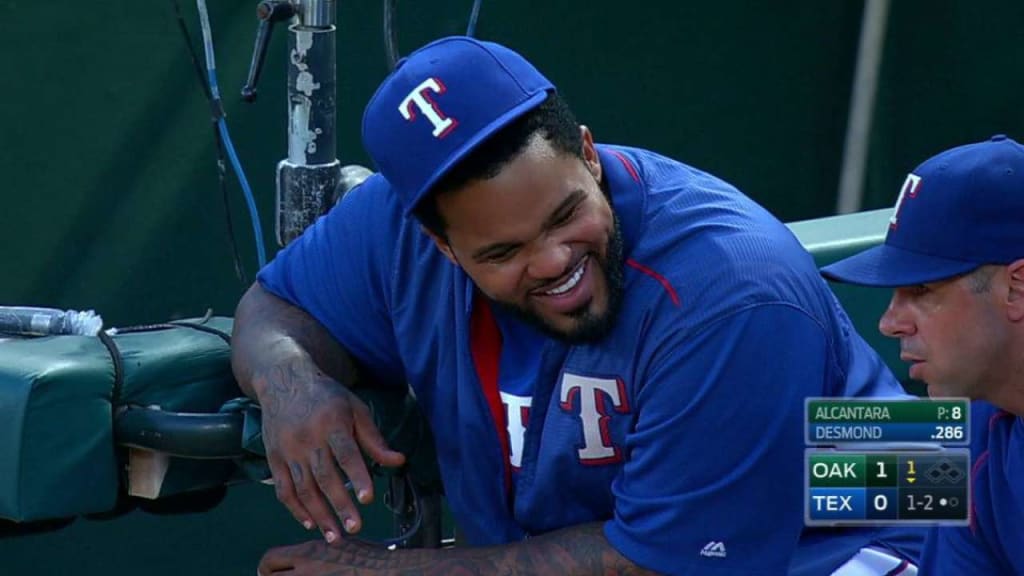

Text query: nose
(878, 290), (915, 338)
(526, 238), (573, 282)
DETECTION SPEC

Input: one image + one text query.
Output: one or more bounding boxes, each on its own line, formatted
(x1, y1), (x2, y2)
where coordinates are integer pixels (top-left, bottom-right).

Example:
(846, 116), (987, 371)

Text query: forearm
(287, 523), (657, 575)
(231, 282), (360, 400)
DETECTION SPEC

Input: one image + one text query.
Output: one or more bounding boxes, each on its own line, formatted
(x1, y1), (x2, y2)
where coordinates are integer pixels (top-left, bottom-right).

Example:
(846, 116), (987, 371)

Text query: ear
(1006, 258), (1024, 322)
(579, 125), (602, 184)
(420, 226), (459, 265)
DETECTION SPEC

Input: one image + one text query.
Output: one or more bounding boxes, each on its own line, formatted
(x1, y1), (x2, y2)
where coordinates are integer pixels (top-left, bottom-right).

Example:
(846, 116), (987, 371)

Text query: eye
(907, 285), (929, 297)
(551, 204), (579, 227)
(485, 247), (517, 263)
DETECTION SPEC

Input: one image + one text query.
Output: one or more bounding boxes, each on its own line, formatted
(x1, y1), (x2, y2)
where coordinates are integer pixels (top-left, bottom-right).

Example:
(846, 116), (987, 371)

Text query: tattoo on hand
(289, 461), (305, 485)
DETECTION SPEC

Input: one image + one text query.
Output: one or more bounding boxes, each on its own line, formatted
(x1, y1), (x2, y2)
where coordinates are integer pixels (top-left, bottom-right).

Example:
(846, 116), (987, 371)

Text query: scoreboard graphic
(806, 398), (969, 445)
(804, 398), (970, 527)
(805, 450), (970, 525)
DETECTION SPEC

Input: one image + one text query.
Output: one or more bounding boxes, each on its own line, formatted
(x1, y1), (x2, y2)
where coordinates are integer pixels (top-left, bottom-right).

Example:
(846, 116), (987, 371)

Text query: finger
(288, 459), (342, 543)
(267, 457), (314, 531)
(326, 431), (372, 532)
(310, 445), (362, 535)
(351, 402), (407, 468)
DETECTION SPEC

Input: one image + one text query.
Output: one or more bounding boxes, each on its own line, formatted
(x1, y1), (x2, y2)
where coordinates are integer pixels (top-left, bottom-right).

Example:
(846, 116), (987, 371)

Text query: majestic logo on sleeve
(889, 173), (922, 230)
(398, 78), (458, 138)
(559, 373), (630, 465)
(499, 392), (532, 469)
(700, 541), (728, 559)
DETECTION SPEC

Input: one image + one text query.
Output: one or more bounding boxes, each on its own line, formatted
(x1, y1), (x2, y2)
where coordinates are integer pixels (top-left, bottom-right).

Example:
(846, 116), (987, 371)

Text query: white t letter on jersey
(889, 173), (922, 229)
(499, 392), (532, 468)
(397, 78), (458, 138)
(559, 373), (630, 464)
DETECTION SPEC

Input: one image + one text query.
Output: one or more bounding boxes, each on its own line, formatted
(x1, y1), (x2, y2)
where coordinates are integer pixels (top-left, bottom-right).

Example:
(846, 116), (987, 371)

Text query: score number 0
(872, 459), (892, 513)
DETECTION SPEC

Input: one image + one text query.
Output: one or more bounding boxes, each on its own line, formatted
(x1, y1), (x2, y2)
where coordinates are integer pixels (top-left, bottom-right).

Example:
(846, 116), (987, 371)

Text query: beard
(491, 214), (625, 344)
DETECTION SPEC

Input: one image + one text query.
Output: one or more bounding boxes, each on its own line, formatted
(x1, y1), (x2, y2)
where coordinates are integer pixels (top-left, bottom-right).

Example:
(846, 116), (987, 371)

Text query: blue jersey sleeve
(604, 304), (833, 576)
(256, 177), (406, 385)
(919, 526), (1006, 575)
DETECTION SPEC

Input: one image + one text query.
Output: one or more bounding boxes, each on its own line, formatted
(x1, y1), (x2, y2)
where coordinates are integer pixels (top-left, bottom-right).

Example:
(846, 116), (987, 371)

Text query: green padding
(116, 319), (238, 412)
(787, 208), (890, 266)
(787, 208), (917, 392)
(0, 317), (240, 522)
(0, 335), (117, 522)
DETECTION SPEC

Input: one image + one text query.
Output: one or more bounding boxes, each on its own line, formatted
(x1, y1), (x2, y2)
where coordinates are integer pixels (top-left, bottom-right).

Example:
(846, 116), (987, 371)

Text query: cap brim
(401, 90), (550, 216)
(820, 244), (979, 287)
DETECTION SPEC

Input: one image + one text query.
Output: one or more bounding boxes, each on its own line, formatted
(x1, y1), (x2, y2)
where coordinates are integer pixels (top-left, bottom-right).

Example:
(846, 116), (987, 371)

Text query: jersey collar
(596, 144), (646, 260)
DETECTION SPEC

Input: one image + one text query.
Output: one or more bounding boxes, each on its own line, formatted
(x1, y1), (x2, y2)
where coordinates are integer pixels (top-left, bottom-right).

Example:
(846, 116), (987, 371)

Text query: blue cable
(217, 118), (267, 267)
(197, 0), (267, 268)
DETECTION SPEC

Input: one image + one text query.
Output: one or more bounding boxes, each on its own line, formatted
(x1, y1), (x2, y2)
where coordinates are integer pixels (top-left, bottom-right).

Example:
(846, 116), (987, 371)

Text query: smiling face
(428, 128), (624, 343)
(878, 267), (1011, 400)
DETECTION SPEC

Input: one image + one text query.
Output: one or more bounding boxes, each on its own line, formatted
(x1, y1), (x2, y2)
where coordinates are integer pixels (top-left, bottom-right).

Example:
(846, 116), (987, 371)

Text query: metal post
(836, 0), (890, 214)
(275, 21), (343, 245)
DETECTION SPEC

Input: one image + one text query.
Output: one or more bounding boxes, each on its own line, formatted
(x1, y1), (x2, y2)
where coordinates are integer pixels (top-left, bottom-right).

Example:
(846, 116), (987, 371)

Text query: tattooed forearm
(273, 523), (659, 576)
(452, 522), (658, 576)
(231, 283), (360, 401)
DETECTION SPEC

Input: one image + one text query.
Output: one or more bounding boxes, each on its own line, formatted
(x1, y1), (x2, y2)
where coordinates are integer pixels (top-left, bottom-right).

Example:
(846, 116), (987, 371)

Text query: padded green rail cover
(787, 208), (912, 390)
(0, 317), (239, 522)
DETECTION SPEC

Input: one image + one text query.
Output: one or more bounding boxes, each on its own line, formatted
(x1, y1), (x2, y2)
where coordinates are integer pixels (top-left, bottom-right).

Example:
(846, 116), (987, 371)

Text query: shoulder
(334, 173), (444, 268)
(960, 406), (1024, 572)
(332, 173), (406, 234)
(968, 401), (1019, 535)
(629, 203), (825, 332)
(616, 145), (816, 286)
(969, 401), (1014, 453)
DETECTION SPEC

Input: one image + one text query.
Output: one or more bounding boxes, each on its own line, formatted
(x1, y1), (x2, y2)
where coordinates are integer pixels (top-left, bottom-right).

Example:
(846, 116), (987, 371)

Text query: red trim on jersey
(609, 149), (641, 182)
(969, 410), (1015, 534)
(989, 409), (1013, 430)
(469, 296), (513, 497)
(969, 449), (990, 535)
(626, 258), (681, 307)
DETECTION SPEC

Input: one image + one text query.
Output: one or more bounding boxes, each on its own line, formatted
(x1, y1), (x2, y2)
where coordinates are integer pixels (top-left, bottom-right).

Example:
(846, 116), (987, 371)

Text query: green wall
(3, 2), (1022, 572)
(866, 1), (1024, 207)
(6, 1), (1021, 327)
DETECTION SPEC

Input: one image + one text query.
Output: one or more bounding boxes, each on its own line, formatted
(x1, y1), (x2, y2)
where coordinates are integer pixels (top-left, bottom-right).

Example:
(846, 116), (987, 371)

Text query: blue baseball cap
(361, 36), (555, 216)
(822, 134), (1024, 287)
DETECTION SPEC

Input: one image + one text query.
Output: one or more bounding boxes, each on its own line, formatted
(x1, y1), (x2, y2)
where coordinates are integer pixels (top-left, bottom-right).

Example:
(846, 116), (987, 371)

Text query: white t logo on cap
(890, 173), (922, 229)
(398, 78), (458, 138)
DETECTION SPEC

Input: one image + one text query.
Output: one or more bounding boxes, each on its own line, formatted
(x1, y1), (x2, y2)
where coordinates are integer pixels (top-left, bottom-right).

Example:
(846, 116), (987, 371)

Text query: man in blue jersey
(822, 135), (1024, 575)
(233, 36), (922, 575)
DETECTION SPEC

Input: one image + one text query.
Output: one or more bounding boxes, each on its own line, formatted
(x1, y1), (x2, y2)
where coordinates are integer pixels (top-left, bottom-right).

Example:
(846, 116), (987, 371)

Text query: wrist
(248, 344), (321, 400)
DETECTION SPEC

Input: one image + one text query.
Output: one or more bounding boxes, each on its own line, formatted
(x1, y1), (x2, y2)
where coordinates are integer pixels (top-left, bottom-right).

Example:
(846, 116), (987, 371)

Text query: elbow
(230, 281), (272, 398)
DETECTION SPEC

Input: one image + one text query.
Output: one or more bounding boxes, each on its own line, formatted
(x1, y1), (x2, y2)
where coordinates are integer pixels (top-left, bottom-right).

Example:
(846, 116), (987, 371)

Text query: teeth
(544, 259), (586, 295)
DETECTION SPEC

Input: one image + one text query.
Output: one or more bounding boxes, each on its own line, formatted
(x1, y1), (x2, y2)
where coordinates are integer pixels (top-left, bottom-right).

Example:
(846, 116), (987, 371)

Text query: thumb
(352, 408), (407, 468)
